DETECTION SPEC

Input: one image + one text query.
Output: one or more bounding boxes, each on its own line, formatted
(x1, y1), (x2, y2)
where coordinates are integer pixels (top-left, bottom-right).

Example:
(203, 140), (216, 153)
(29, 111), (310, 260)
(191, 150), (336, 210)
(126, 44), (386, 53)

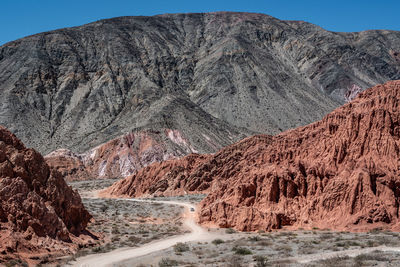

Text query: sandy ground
(68, 198), (221, 267)
(286, 245), (400, 264)
(61, 180), (400, 267)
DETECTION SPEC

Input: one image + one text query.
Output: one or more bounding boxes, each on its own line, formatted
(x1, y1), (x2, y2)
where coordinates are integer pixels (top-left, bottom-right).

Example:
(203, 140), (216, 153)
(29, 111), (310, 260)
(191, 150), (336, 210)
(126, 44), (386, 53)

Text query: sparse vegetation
(173, 242), (190, 253)
(233, 246), (252, 255)
(354, 252), (389, 263)
(212, 239), (225, 245)
(317, 256), (350, 267)
(158, 257), (178, 267)
(5, 260), (28, 267)
(226, 228), (236, 234)
(68, 180), (400, 267)
(248, 236), (261, 242)
(253, 255), (269, 267)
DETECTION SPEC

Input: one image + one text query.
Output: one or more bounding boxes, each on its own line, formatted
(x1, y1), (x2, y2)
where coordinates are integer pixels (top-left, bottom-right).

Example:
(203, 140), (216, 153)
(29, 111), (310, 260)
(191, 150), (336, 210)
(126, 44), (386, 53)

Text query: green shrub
(173, 242), (189, 253)
(212, 239), (225, 245)
(5, 260), (28, 267)
(226, 228), (236, 234)
(158, 258), (178, 267)
(253, 255), (269, 267)
(233, 246), (252, 255)
(354, 252), (389, 262)
(248, 236), (261, 242)
(91, 246), (103, 253)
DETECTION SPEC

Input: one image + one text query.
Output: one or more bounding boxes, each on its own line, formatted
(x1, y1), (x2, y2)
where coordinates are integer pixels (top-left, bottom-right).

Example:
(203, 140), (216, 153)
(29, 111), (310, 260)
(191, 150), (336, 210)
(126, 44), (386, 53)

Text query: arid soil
(123, 230), (400, 266)
(56, 180), (191, 266)
(57, 180), (400, 266)
(69, 198), (215, 267)
(0, 126), (94, 266)
(106, 80), (400, 232)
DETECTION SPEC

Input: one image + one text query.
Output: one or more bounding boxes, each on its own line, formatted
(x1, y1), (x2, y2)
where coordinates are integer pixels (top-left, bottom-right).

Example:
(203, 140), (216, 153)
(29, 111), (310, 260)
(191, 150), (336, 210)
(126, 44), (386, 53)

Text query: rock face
(1, 12), (400, 158)
(106, 80), (400, 231)
(104, 153), (211, 197)
(45, 128), (218, 181)
(0, 126), (92, 263)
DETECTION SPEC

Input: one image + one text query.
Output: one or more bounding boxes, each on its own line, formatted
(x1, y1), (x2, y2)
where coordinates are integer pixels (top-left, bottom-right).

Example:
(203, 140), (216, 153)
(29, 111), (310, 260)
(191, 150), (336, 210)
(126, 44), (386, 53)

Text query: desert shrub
(317, 256), (350, 267)
(226, 255), (244, 267)
(226, 228), (236, 234)
(212, 239), (225, 245)
(259, 240), (273, 246)
(173, 242), (190, 253)
(320, 232), (333, 240)
(276, 245), (292, 253)
(91, 246), (104, 253)
(100, 205), (108, 212)
(5, 260), (28, 267)
(368, 227), (383, 233)
(354, 252), (389, 262)
(248, 236), (261, 242)
(366, 240), (377, 247)
(158, 258), (178, 267)
(128, 235), (142, 243)
(335, 240), (360, 248)
(233, 246), (252, 255)
(253, 255), (269, 267)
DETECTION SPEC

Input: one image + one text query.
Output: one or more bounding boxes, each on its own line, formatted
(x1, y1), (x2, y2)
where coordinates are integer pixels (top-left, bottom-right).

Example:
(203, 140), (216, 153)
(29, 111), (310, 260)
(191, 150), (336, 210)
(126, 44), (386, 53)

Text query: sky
(1, 0), (399, 46)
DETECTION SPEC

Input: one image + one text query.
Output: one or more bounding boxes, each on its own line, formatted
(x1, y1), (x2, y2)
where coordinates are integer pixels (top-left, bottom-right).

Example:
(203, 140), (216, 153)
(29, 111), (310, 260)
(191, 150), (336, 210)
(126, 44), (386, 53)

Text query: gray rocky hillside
(0, 12), (399, 154)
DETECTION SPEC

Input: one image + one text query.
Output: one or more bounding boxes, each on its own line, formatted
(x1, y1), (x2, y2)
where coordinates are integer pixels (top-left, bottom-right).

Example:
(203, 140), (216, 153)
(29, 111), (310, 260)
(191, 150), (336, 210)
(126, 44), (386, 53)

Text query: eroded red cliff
(105, 80), (400, 232)
(0, 126), (92, 265)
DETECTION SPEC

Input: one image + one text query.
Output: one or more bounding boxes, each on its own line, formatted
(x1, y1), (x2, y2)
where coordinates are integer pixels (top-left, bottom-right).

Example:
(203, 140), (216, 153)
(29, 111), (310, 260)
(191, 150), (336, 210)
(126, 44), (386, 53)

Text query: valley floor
(57, 179), (400, 267)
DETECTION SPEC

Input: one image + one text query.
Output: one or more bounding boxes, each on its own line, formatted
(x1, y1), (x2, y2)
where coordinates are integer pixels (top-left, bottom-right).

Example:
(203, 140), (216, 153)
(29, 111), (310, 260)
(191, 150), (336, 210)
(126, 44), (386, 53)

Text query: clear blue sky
(1, 0), (399, 46)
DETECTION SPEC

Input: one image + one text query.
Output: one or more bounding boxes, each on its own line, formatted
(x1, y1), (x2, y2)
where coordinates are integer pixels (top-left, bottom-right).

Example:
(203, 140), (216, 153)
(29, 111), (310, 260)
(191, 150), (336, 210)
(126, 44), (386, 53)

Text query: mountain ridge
(0, 12), (399, 161)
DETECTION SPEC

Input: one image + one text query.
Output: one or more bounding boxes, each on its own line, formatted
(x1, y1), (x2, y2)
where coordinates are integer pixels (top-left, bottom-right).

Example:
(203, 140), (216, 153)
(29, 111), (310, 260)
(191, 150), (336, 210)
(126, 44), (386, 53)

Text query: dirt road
(69, 198), (215, 267)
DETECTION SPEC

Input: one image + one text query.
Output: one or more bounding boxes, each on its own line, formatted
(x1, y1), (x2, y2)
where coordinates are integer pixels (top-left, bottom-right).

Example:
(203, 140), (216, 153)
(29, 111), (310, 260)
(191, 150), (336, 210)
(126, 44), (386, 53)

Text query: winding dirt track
(69, 198), (215, 267)
(68, 196), (400, 266)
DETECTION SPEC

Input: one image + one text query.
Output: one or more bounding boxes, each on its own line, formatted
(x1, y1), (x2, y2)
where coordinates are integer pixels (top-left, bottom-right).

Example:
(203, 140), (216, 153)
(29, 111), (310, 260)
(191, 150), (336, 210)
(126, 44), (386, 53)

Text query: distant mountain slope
(0, 12), (399, 155)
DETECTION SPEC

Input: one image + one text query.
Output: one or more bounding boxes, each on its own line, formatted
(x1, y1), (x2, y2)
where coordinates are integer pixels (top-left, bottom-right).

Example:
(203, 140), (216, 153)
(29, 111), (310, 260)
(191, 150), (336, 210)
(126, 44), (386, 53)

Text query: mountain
(0, 126), (92, 264)
(1, 12), (399, 160)
(44, 127), (240, 181)
(105, 80), (400, 231)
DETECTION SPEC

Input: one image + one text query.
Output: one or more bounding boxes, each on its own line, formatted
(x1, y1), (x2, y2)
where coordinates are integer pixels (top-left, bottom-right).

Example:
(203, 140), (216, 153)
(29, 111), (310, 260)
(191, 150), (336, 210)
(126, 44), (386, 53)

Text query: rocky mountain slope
(45, 128), (229, 181)
(0, 126), (92, 264)
(1, 12), (399, 160)
(105, 80), (400, 232)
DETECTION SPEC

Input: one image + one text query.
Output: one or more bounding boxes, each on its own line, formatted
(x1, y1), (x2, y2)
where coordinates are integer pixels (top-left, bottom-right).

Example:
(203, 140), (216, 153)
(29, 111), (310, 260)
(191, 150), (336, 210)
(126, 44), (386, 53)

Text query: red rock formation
(0, 126), (92, 265)
(103, 153), (211, 197)
(45, 129), (199, 181)
(106, 80), (400, 232)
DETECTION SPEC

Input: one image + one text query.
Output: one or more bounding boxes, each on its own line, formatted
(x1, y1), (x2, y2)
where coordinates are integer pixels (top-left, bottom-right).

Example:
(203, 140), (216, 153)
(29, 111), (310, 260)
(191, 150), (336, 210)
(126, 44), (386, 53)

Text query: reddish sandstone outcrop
(45, 129), (198, 181)
(104, 153), (211, 197)
(106, 80), (400, 232)
(0, 126), (92, 264)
